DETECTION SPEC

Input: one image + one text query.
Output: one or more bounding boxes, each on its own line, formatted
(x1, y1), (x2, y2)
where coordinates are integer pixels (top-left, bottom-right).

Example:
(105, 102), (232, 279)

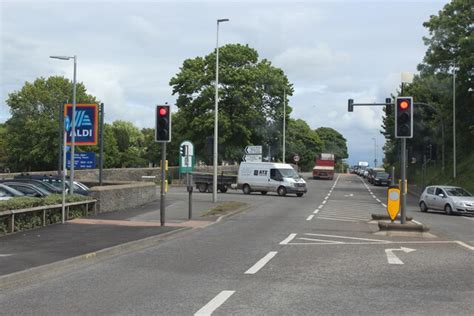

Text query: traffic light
(180, 144), (188, 157)
(348, 99), (354, 112)
(385, 98), (392, 115)
(395, 97), (413, 138)
(155, 105), (171, 142)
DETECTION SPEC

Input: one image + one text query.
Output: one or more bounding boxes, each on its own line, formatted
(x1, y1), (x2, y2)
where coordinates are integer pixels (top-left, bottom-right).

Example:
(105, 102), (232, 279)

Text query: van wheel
(296, 193), (304, 197)
(277, 186), (287, 197)
(219, 185), (228, 193)
(261, 191), (267, 195)
(197, 183), (208, 193)
(445, 204), (453, 215)
(243, 184), (251, 195)
(419, 201), (428, 212)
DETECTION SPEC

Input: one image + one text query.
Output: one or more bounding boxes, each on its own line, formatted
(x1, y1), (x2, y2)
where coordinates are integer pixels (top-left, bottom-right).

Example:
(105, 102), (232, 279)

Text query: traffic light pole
(400, 138), (407, 224)
(160, 143), (166, 226)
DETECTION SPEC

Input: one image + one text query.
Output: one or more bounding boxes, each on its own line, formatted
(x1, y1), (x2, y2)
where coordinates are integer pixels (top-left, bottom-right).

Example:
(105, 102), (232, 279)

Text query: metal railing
(0, 200), (97, 234)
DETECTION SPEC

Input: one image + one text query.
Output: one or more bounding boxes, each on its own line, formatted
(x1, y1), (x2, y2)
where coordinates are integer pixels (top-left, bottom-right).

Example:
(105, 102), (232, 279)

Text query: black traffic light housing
(348, 99), (354, 112)
(155, 105), (171, 142)
(395, 97), (413, 138)
(385, 98), (392, 115)
(180, 144), (188, 157)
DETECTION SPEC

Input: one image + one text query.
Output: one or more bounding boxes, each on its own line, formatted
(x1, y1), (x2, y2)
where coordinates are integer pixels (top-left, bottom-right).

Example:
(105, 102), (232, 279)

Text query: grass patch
(202, 201), (247, 217)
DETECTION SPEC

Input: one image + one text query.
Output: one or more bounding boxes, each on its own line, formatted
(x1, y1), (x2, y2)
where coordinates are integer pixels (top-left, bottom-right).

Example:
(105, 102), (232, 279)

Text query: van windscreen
(280, 168), (298, 178)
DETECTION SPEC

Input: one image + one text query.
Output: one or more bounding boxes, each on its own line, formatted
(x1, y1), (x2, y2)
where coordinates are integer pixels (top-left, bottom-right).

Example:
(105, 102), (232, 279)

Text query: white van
(237, 162), (307, 197)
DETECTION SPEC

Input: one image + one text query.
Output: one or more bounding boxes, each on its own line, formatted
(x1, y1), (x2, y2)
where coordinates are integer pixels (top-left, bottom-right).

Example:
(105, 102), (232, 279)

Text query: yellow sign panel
(387, 188), (401, 221)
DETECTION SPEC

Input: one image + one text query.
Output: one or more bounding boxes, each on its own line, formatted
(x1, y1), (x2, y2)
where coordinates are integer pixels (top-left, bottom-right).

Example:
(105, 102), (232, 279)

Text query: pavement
(0, 186), (244, 286)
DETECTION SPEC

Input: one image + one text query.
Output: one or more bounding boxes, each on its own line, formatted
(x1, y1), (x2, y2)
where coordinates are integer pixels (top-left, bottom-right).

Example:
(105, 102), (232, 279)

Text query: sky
(0, 0), (448, 166)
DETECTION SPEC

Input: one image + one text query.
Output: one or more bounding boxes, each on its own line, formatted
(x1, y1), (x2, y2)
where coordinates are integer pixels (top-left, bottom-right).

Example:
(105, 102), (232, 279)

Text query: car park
(419, 185), (474, 215)
(0, 183), (25, 200)
(1, 182), (51, 197)
(14, 175), (90, 195)
(0, 178), (63, 194)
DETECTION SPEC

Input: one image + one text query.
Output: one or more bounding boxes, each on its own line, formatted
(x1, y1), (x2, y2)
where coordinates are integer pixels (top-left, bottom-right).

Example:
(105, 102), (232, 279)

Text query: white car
(419, 185), (474, 215)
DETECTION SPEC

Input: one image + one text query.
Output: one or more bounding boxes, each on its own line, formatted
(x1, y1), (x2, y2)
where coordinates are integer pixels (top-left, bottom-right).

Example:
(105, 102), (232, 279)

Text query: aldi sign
(64, 104), (98, 145)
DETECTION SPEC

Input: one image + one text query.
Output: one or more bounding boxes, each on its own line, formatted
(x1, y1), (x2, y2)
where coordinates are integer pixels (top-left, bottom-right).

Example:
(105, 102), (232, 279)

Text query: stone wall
(90, 182), (157, 213)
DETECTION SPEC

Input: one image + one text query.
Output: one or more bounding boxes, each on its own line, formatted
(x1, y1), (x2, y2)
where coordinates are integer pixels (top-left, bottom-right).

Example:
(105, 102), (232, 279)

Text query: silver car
(419, 185), (474, 215)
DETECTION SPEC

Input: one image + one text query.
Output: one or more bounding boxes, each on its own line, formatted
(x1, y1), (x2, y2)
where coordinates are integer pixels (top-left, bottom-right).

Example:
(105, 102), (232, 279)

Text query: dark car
(373, 172), (390, 186)
(1, 182), (51, 197)
(14, 175), (90, 196)
(0, 183), (25, 200)
(0, 178), (62, 194)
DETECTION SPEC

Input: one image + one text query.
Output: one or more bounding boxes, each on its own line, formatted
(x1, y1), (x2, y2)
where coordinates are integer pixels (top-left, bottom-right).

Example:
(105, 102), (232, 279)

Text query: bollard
(187, 173), (193, 219)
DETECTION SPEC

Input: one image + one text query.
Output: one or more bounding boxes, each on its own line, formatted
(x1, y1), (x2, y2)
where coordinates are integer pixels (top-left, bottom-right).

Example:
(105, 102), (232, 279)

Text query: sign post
(243, 145), (262, 162)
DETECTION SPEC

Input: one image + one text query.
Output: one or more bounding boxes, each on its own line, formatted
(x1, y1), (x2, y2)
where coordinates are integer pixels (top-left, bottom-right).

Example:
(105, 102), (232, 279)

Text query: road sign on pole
(64, 104), (98, 145)
(245, 145), (262, 155)
(387, 187), (401, 221)
(243, 155), (262, 162)
(179, 140), (195, 174)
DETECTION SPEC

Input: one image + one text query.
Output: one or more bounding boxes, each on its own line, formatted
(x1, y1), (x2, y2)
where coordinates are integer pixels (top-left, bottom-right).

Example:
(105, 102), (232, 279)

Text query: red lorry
(312, 153), (335, 180)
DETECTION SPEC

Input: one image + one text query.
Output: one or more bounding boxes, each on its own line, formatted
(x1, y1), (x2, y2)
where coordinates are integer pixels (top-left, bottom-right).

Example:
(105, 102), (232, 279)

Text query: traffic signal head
(348, 99), (354, 112)
(180, 144), (188, 157)
(155, 105), (171, 142)
(385, 98), (392, 115)
(395, 97), (413, 138)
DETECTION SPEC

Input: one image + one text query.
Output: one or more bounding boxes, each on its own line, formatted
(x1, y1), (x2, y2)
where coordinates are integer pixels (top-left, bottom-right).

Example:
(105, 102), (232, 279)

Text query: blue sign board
(64, 104), (98, 145)
(66, 152), (96, 169)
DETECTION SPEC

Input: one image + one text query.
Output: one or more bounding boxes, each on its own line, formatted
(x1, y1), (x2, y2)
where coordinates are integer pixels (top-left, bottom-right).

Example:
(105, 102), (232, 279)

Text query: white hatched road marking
(194, 291), (235, 316)
(455, 240), (474, 251)
(462, 216), (474, 221)
(317, 217), (360, 223)
(245, 251), (278, 274)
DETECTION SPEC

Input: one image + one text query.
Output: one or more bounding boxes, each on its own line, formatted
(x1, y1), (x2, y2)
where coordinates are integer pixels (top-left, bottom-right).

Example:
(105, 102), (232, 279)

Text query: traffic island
(371, 214), (413, 221)
(378, 221), (430, 232)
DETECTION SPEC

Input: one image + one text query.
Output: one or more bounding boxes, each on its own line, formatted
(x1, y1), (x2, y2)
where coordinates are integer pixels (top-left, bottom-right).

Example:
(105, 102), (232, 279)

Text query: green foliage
(170, 43), (293, 163)
(286, 119), (323, 171)
(3, 76), (99, 172)
(315, 127), (348, 161)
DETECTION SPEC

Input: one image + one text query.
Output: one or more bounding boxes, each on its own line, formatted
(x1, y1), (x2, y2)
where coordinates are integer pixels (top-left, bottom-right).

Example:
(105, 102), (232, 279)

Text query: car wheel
(296, 193), (304, 197)
(219, 185), (228, 193)
(197, 183), (208, 193)
(243, 184), (251, 195)
(277, 186), (287, 197)
(445, 204), (453, 215)
(419, 201), (428, 212)
(260, 191), (267, 195)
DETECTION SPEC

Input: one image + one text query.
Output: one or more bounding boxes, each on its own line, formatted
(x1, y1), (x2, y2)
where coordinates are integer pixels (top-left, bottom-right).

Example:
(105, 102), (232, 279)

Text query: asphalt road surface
(1, 174), (472, 315)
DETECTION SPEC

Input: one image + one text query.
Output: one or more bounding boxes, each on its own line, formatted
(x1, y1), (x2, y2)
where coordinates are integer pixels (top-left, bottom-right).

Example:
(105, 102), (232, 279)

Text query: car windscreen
(375, 172), (389, 179)
(445, 187), (472, 197)
(279, 168), (299, 178)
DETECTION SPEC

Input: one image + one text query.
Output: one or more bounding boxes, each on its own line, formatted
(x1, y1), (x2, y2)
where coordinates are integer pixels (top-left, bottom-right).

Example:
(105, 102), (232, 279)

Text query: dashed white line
(382, 203), (387, 208)
(245, 251), (278, 274)
(306, 215), (314, 221)
(195, 291), (235, 316)
(322, 200), (327, 205)
(313, 209), (320, 215)
(318, 205), (324, 209)
(280, 233), (296, 245)
(376, 199), (381, 203)
(324, 196), (329, 200)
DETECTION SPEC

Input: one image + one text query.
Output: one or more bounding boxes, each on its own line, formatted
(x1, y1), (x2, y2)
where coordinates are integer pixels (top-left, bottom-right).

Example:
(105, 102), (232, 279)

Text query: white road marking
(245, 251), (278, 274)
(376, 199), (381, 203)
(385, 247), (416, 265)
(412, 219), (423, 225)
(381, 203), (387, 208)
(280, 233), (296, 245)
(0, 254), (13, 257)
(298, 237), (344, 244)
(313, 209), (320, 215)
(195, 291), (235, 316)
(304, 233), (388, 243)
(317, 217), (360, 223)
(455, 240), (474, 251)
(324, 196), (329, 200)
(318, 205), (324, 209)
(322, 200), (327, 205)
(462, 216), (474, 221)
(318, 214), (369, 220)
(306, 215), (314, 221)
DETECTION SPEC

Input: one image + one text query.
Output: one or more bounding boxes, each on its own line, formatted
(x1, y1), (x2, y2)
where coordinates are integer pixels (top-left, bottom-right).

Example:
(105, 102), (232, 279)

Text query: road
(0, 174), (472, 315)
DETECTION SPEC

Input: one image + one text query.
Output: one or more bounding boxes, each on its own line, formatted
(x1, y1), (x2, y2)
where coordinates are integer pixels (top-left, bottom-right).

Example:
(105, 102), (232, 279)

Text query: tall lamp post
(452, 64), (456, 179)
(372, 137), (377, 167)
(50, 55), (77, 194)
(213, 18), (229, 203)
(282, 88), (286, 163)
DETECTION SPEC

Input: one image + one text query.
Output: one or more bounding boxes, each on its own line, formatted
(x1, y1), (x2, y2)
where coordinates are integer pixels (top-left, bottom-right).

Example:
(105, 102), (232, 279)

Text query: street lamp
(213, 18), (229, 203)
(50, 55), (77, 194)
(282, 88), (286, 163)
(372, 137), (377, 167)
(452, 64), (456, 179)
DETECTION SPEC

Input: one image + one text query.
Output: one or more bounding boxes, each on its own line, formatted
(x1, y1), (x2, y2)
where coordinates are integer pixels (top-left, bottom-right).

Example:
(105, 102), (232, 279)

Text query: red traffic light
(399, 101), (409, 110)
(159, 107), (168, 116)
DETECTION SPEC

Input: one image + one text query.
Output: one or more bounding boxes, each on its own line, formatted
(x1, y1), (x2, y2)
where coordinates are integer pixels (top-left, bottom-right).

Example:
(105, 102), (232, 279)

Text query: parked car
(1, 182), (51, 197)
(14, 175), (90, 195)
(0, 183), (25, 200)
(419, 185), (474, 215)
(368, 168), (385, 184)
(0, 178), (63, 194)
(373, 172), (390, 186)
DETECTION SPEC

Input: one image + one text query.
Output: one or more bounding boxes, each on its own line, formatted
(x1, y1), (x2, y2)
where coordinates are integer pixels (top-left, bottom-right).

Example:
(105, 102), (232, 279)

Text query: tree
(315, 127), (348, 161)
(286, 119), (323, 171)
(4, 76), (99, 171)
(170, 43), (293, 163)
(0, 123), (7, 170)
(110, 121), (146, 167)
